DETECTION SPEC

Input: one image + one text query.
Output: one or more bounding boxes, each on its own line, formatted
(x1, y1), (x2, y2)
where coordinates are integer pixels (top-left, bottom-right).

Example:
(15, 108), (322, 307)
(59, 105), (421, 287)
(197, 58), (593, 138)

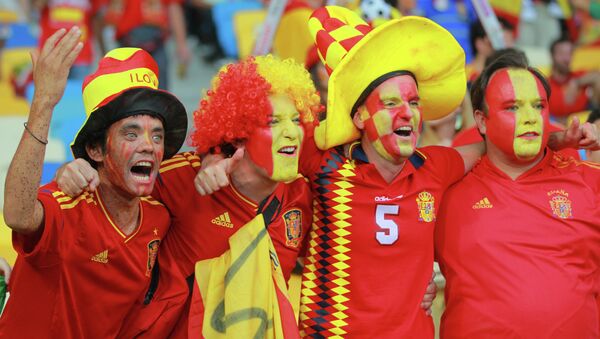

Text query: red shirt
(107, 0), (182, 38)
(452, 125), (581, 160)
(39, 0), (105, 65)
(0, 182), (169, 338)
(549, 71), (590, 117)
(299, 143), (465, 338)
(436, 150), (600, 339)
(118, 152), (312, 338)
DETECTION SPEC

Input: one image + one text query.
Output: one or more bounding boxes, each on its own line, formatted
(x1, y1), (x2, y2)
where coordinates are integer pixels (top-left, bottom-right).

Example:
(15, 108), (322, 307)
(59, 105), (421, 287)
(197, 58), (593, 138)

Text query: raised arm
(3, 27), (82, 234)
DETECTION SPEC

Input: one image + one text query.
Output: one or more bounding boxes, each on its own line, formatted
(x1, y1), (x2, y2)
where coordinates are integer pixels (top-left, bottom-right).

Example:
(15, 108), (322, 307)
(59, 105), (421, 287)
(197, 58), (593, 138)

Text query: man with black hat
(0, 26), (187, 337)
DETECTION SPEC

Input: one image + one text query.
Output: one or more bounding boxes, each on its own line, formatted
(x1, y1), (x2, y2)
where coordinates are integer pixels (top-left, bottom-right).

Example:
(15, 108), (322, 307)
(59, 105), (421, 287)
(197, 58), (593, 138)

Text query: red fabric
(452, 125), (581, 160)
(112, 0), (182, 38)
(436, 151), (600, 338)
(549, 71), (590, 117)
(120, 152), (312, 338)
(39, 0), (106, 65)
(0, 182), (170, 338)
(300, 144), (465, 338)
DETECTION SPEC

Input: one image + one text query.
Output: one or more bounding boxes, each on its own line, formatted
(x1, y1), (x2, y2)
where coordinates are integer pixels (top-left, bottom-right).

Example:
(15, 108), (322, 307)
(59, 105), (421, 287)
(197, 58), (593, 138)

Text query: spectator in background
(549, 36), (600, 122)
(587, 109), (600, 162)
(515, 0), (563, 49)
(104, 0), (191, 90)
(468, 18), (515, 83)
(34, 0), (107, 80)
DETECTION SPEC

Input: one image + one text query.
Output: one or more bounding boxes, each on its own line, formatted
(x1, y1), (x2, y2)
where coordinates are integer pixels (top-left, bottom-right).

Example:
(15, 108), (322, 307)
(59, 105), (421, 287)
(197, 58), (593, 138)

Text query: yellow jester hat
(309, 6), (466, 149)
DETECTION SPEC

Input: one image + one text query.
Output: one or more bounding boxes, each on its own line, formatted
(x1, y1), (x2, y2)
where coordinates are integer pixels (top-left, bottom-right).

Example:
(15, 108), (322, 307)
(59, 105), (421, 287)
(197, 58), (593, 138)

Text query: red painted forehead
(484, 68), (547, 108)
(365, 75), (418, 104)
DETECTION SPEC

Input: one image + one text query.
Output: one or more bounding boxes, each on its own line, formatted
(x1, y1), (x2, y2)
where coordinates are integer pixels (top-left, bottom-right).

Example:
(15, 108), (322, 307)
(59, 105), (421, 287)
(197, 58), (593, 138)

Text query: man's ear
(353, 106), (366, 130)
(86, 144), (104, 164)
(474, 109), (487, 135)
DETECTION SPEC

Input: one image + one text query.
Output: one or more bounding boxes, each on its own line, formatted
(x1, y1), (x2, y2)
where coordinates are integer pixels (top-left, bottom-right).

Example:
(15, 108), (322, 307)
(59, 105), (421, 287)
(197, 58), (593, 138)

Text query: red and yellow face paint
(245, 95), (304, 182)
(484, 68), (549, 161)
(102, 115), (165, 197)
(358, 75), (422, 163)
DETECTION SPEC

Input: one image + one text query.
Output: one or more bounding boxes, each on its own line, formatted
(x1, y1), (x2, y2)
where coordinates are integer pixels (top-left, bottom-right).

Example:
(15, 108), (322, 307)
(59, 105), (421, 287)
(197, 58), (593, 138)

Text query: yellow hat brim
(315, 16), (466, 150)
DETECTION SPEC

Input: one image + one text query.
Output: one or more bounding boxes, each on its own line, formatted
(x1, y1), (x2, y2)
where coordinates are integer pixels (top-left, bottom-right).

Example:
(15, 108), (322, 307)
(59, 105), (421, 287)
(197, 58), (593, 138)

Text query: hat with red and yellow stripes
(71, 48), (187, 161)
(309, 6), (466, 149)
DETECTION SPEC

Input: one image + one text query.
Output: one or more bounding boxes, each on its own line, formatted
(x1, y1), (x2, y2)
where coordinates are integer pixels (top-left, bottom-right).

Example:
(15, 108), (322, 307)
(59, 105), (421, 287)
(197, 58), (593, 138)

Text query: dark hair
(550, 35), (573, 55)
(469, 18), (515, 57)
(485, 47), (528, 68)
(587, 109), (600, 124)
(471, 51), (551, 115)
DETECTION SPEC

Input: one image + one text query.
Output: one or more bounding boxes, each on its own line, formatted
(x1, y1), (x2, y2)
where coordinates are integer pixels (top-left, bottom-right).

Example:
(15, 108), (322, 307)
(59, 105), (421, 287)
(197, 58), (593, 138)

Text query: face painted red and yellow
(245, 94), (304, 182)
(484, 68), (550, 161)
(101, 115), (165, 197)
(357, 75), (422, 163)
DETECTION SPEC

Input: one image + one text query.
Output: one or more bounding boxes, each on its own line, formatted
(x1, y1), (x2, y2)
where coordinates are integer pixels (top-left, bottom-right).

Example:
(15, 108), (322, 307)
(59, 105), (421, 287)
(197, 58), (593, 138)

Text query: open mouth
(394, 126), (413, 137)
(278, 146), (297, 156)
(130, 161), (153, 181)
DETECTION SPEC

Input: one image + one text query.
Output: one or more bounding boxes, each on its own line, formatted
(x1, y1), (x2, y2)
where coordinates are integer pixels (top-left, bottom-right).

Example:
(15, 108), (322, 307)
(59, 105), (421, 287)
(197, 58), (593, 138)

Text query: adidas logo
(472, 197), (493, 209)
(91, 250), (108, 264)
(211, 212), (234, 228)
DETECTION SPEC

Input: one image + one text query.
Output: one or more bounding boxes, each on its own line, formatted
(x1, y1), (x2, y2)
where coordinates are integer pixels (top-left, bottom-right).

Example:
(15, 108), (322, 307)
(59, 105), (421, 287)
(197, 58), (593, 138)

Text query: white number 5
(376, 204), (399, 245)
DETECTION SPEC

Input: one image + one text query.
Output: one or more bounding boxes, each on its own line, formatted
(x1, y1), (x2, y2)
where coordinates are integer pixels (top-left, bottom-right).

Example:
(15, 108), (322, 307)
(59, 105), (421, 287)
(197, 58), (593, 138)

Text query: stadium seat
(26, 80), (86, 161)
(212, 1), (263, 58)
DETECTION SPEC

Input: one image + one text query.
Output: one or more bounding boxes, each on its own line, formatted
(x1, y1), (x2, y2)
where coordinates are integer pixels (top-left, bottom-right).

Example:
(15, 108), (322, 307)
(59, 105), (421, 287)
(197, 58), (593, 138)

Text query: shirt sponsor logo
(211, 212), (234, 228)
(472, 197), (493, 209)
(548, 190), (572, 219)
(91, 250), (108, 264)
(283, 209), (302, 248)
(416, 191), (435, 222)
(374, 195), (404, 202)
(146, 239), (160, 277)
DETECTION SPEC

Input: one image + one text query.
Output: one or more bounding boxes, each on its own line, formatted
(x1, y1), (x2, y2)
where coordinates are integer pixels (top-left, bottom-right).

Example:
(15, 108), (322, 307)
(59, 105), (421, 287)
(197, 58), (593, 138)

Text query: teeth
(132, 174), (150, 181)
(395, 126), (412, 132)
(136, 161), (152, 167)
(279, 146), (296, 154)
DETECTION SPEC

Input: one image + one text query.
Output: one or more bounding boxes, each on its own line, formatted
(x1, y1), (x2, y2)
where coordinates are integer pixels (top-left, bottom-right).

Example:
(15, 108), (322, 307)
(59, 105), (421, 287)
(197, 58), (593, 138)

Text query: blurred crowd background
(0, 0), (599, 334)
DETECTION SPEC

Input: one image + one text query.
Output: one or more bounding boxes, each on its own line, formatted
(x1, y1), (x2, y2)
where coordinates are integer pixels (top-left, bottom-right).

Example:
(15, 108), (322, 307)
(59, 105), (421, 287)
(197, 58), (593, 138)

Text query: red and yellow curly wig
(190, 54), (321, 154)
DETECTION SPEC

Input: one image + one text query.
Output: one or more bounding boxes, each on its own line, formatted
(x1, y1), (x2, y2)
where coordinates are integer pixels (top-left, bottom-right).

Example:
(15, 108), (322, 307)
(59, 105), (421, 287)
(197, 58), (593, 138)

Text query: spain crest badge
(283, 209), (302, 248)
(548, 191), (572, 219)
(416, 191), (435, 222)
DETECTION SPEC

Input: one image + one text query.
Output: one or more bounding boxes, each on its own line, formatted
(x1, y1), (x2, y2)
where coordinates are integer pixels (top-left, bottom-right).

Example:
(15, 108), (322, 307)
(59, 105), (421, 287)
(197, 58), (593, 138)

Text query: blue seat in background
(212, 1), (263, 58)
(26, 80), (86, 161)
(4, 23), (38, 49)
(41, 162), (62, 185)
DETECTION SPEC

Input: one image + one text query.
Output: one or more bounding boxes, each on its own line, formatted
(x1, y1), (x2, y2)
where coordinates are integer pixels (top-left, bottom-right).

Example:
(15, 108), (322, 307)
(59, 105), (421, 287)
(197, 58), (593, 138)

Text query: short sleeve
(421, 146), (465, 187)
(579, 161), (600, 196)
(12, 186), (63, 267)
(153, 152), (201, 206)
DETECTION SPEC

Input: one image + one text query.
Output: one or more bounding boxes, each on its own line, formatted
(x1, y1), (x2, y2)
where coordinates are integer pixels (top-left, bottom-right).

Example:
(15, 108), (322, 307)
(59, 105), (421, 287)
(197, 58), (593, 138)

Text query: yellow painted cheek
(372, 110), (393, 137)
(270, 124), (302, 182)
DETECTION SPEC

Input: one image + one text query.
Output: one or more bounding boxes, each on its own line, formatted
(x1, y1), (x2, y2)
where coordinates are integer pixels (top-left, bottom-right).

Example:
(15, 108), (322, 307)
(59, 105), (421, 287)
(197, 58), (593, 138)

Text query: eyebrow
(120, 123), (165, 133)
